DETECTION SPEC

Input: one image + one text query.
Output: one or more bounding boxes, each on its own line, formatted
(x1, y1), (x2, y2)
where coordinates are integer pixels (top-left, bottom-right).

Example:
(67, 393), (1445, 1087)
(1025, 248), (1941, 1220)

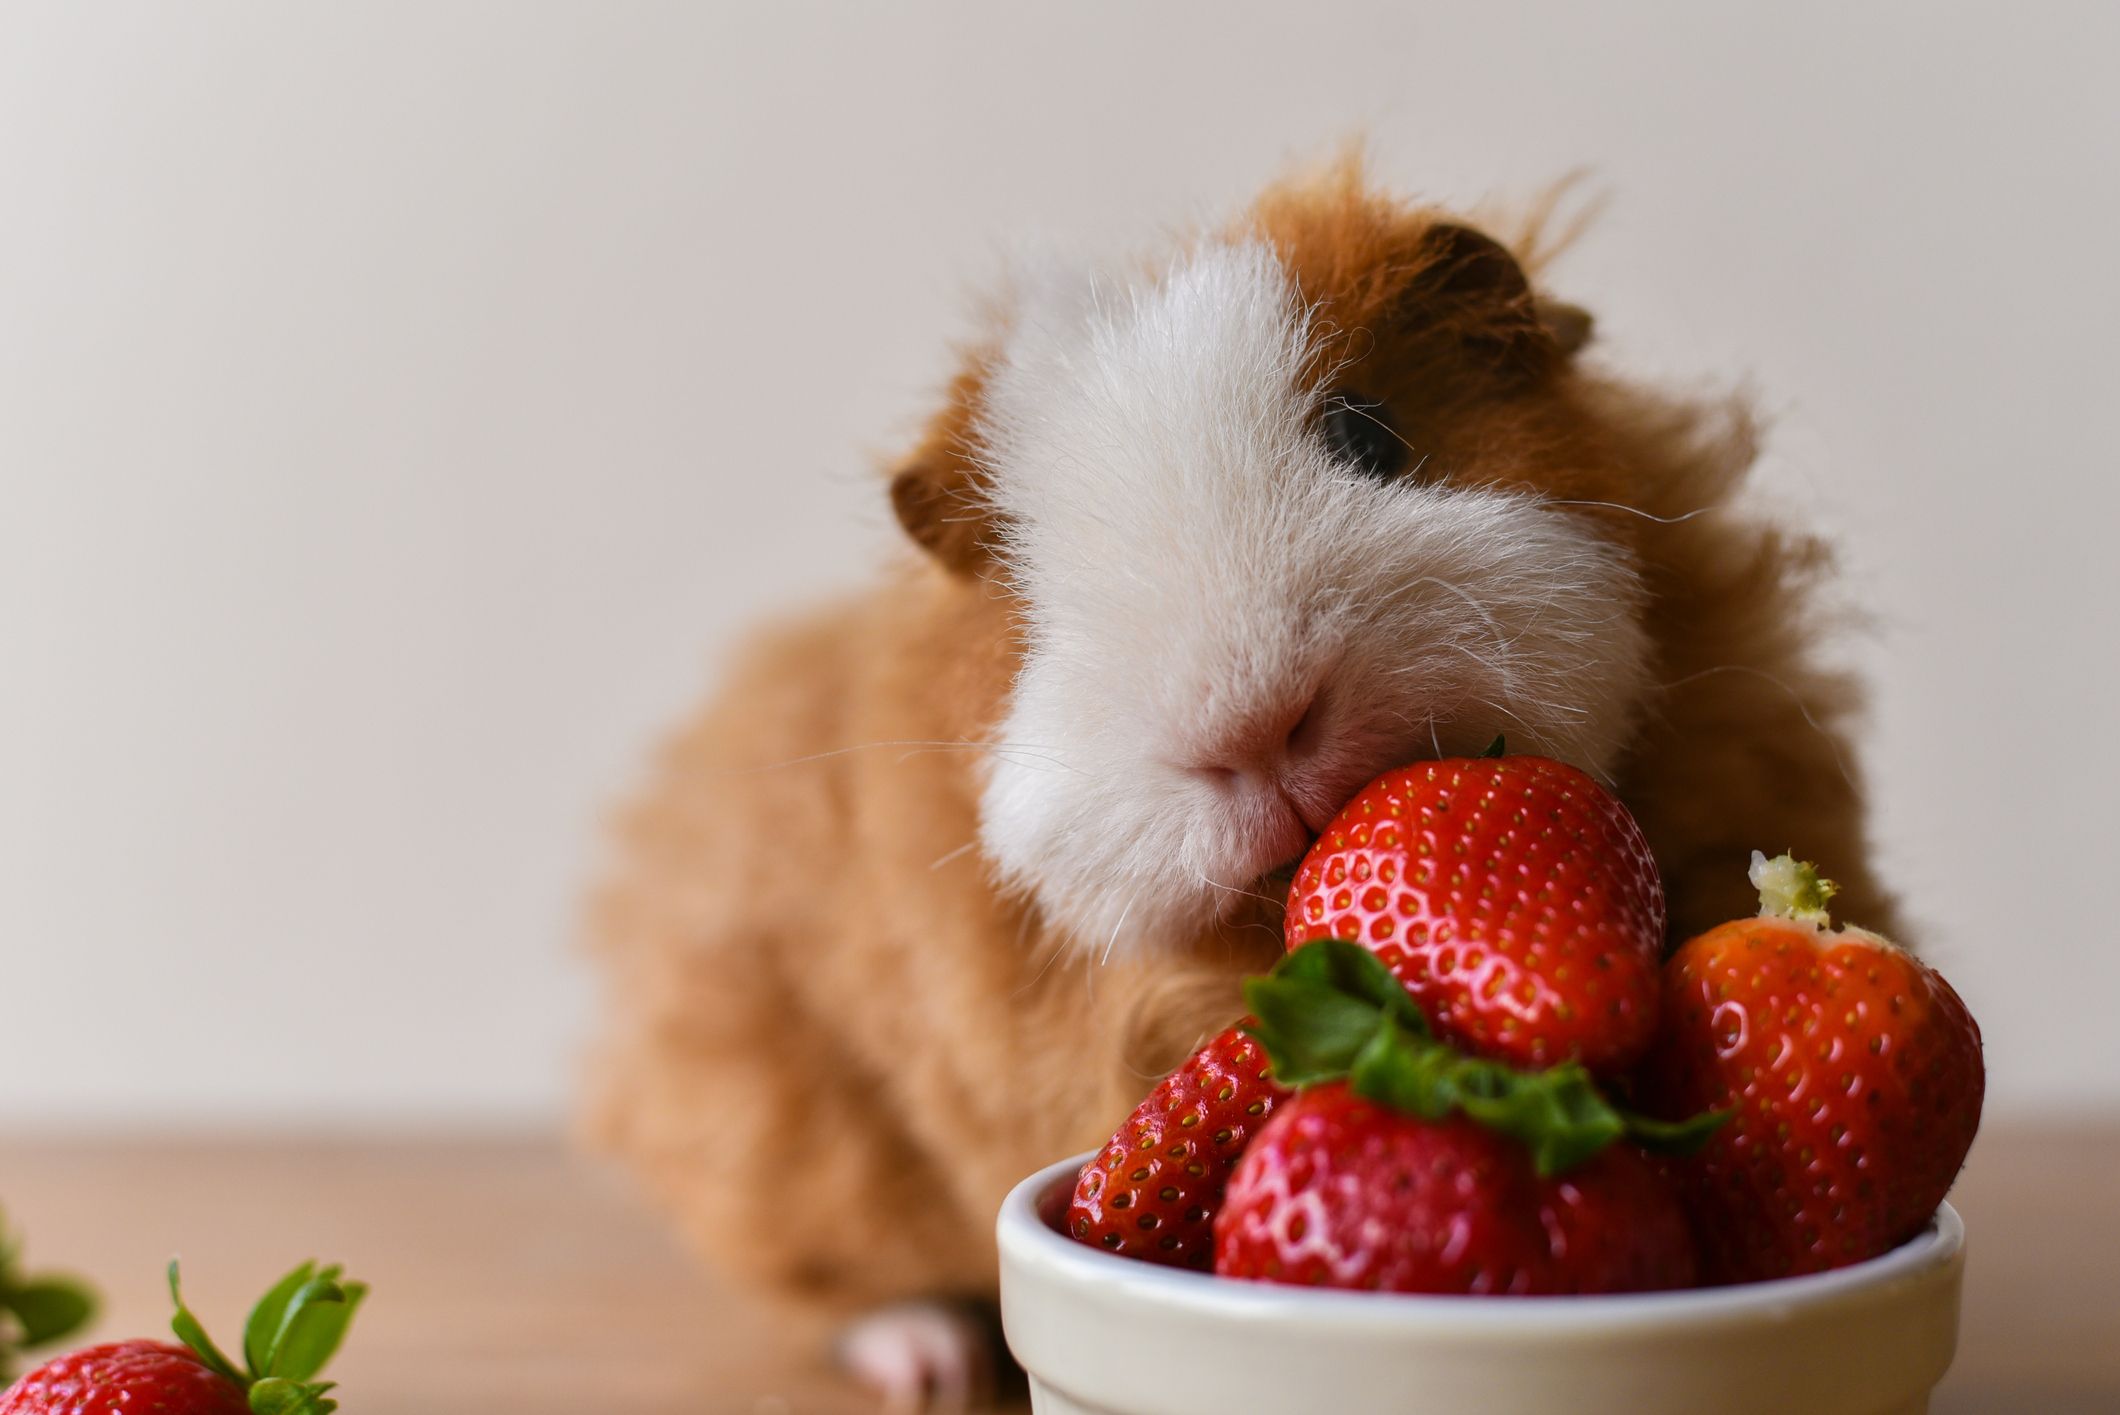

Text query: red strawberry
(1215, 1086), (1697, 1295)
(1207, 940), (1715, 1295)
(1, 1261), (366, 1415)
(0, 1342), (247, 1415)
(1640, 853), (1985, 1283)
(1286, 754), (1666, 1077)
(1065, 1024), (1288, 1269)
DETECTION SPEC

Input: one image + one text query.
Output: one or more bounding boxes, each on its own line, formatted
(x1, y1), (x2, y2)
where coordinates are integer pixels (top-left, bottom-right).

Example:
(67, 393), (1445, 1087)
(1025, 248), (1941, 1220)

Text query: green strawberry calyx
(1749, 850), (1838, 928)
(0, 1208), (99, 1386)
(167, 1260), (367, 1415)
(1244, 940), (1725, 1176)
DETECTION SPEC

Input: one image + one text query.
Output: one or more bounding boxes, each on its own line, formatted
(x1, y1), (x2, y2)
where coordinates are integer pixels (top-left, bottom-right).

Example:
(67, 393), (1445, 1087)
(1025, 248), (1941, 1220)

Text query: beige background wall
(4, 3), (2113, 1125)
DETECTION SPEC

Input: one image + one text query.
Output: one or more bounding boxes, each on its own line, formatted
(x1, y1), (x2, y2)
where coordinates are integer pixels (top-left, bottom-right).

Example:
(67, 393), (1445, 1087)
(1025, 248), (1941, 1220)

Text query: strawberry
(0, 1342), (249, 1415)
(0, 1261), (366, 1415)
(1213, 940), (1715, 1294)
(1215, 1088), (1697, 1294)
(1065, 1024), (1288, 1269)
(1639, 852), (1985, 1283)
(1286, 752), (1665, 1078)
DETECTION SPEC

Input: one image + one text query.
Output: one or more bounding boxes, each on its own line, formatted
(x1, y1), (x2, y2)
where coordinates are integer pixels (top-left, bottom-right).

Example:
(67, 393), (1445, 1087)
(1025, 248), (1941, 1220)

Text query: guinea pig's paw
(837, 1300), (999, 1413)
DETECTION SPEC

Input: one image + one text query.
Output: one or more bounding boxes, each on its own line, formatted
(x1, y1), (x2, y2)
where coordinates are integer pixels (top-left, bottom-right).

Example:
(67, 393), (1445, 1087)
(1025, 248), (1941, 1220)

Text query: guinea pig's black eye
(1320, 392), (1408, 479)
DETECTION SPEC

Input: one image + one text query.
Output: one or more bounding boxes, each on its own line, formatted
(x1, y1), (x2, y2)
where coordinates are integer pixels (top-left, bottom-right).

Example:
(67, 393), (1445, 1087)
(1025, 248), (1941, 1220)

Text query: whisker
(1099, 892), (1141, 968)
(1197, 871), (1283, 910)
(929, 839), (979, 871)
(1210, 905), (1291, 951)
(892, 744), (1067, 773)
(1436, 639), (1514, 683)
(1498, 683), (1592, 721)
(1375, 706), (1456, 761)
(732, 738), (1080, 777)
(1324, 393), (1422, 458)
(1363, 575), (1509, 645)
(1546, 498), (1715, 525)
(1014, 914), (1075, 999)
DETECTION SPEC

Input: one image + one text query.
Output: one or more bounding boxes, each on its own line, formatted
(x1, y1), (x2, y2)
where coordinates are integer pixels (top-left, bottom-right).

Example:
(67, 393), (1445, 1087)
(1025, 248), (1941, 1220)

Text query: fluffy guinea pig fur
(586, 157), (1893, 1382)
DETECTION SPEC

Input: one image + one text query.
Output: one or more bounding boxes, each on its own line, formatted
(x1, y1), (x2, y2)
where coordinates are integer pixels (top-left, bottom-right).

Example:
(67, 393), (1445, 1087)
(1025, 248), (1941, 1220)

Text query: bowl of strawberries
(997, 753), (1983, 1415)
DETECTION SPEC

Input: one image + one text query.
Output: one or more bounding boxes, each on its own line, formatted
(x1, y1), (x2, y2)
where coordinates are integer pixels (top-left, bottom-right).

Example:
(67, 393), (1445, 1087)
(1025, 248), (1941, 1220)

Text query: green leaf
(1271, 939), (1430, 1034)
(244, 1262), (317, 1378)
(167, 1261), (245, 1384)
(249, 1378), (308, 1414)
(1346, 1014), (1460, 1119)
(1245, 941), (1430, 1086)
(267, 1278), (365, 1382)
(1457, 1063), (1627, 1176)
(1479, 733), (1508, 758)
(1249, 942), (1453, 1099)
(1447, 1061), (1602, 1174)
(1243, 941), (1724, 1176)
(1244, 976), (1389, 1085)
(7, 1277), (96, 1346)
(250, 1377), (338, 1415)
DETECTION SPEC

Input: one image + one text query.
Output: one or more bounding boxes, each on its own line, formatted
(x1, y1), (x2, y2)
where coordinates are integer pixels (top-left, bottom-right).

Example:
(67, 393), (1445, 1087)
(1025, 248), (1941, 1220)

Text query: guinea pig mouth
(1231, 732), (1467, 902)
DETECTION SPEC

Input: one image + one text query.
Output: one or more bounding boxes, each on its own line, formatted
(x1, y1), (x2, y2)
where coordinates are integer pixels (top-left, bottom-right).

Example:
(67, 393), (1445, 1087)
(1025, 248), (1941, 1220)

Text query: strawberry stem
(167, 1260), (366, 1414)
(1245, 941), (1725, 1175)
(1749, 850), (1837, 927)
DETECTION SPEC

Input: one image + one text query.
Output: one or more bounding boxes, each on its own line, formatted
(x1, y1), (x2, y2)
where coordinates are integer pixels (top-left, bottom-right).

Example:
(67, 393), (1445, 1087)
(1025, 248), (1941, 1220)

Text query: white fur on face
(974, 241), (1650, 958)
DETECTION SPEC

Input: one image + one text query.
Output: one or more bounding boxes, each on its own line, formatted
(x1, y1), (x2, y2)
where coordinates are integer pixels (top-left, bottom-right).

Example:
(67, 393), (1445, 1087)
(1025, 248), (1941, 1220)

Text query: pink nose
(1191, 688), (1331, 813)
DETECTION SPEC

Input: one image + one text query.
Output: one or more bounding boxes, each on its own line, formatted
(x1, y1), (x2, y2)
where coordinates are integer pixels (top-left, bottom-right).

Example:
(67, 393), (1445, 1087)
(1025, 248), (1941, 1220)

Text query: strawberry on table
(0, 1261), (366, 1415)
(1286, 752), (1666, 1078)
(1, 1342), (250, 1415)
(1640, 852), (1985, 1284)
(1066, 1024), (1288, 1269)
(1213, 940), (1716, 1295)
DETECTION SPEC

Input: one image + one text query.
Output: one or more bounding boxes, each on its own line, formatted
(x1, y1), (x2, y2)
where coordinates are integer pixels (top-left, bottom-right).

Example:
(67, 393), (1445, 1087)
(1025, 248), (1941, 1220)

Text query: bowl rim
(999, 1149), (1965, 1336)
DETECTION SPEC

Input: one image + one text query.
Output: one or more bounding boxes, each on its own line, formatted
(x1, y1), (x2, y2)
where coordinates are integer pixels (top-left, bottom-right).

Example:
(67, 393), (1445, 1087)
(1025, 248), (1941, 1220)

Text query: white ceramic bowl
(999, 1151), (1964, 1415)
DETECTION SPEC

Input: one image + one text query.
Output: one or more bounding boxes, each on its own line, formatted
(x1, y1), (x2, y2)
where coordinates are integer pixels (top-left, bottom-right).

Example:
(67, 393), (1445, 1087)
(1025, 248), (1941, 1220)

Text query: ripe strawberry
(1209, 940), (1716, 1294)
(1215, 1086), (1697, 1294)
(0, 1342), (248, 1415)
(0, 1261), (366, 1415)
(1640, 853), (1985, 1283)
(1065, 1024), (1288, 1269)
(1286, 753), (1666, 1077)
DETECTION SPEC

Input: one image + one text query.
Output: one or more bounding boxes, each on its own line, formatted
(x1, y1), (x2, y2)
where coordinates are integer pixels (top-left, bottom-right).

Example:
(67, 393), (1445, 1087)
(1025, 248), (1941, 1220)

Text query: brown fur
(584, 160), (1892, 1319)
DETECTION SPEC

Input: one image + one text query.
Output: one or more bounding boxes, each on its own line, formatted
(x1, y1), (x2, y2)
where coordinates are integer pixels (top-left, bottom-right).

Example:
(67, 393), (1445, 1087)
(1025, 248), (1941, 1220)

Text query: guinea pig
(584, 156), (1893, 1405)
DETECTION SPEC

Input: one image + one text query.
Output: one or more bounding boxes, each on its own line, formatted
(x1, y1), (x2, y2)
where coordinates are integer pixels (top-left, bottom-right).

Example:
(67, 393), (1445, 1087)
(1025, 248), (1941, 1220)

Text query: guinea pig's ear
(887, 363), (996, 575)
(889, 453), (989, 573)
(1403, 222), (1564, 377)
(1535, 296), (1595, 357)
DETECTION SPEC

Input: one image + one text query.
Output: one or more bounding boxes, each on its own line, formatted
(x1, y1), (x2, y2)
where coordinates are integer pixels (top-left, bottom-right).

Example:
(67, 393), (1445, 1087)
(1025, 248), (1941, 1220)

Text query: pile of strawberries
(1067, 752), (1985, 1294)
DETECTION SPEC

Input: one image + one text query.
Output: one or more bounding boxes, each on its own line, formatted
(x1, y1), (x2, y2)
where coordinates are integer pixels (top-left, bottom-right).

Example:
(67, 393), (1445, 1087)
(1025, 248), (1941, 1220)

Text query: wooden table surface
(4, 1124), (2116, 1414)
